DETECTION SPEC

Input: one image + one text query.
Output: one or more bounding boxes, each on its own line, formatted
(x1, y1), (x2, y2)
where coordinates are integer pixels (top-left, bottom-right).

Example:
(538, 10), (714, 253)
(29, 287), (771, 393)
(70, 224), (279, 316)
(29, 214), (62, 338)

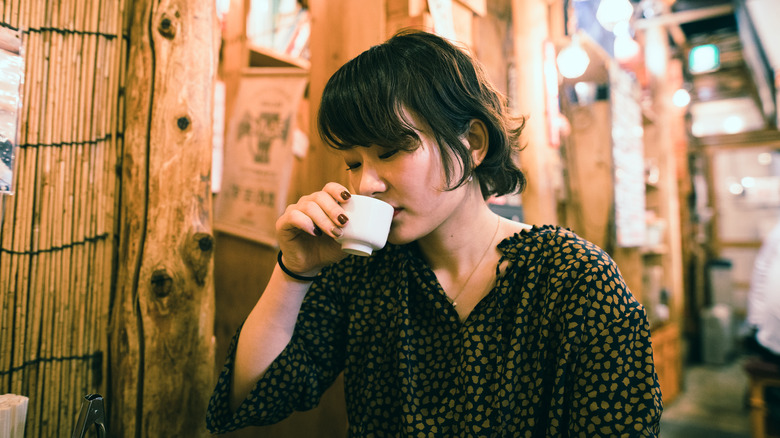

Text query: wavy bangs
(317, 43), (421, 152)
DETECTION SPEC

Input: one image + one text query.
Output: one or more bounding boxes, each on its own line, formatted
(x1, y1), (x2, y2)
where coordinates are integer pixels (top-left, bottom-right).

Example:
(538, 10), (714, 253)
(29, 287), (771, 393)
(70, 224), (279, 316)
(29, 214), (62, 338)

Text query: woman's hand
(275, 182), (352, 277)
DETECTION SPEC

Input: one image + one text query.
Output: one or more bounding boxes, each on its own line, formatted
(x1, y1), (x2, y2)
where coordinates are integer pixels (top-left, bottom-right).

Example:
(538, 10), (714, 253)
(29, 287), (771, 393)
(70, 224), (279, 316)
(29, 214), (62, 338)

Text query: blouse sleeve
(567, 252), (663, 437)
(206, 267), (349, 433)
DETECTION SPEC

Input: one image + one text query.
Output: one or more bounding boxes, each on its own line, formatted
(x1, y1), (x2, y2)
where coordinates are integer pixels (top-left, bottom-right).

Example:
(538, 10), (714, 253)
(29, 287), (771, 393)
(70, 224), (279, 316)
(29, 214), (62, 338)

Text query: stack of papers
(0, 394), (28, 438)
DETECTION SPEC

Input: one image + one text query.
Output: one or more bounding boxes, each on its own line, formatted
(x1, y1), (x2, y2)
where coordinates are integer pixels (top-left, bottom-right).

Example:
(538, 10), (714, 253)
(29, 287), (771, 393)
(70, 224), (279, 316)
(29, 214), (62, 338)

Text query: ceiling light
(596, 0), (634, 32)
(612, 20), (640, 62)
(672, 89), (691, 107)
(728, 182), (744, 196)
(723, 115), (745, 134)
(557, 34), (591, 79)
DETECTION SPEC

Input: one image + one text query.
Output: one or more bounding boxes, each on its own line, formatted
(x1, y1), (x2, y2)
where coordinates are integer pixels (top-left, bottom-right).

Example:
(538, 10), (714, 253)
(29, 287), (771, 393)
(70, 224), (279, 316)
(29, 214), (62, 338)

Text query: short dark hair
(317, 30), (526, 199)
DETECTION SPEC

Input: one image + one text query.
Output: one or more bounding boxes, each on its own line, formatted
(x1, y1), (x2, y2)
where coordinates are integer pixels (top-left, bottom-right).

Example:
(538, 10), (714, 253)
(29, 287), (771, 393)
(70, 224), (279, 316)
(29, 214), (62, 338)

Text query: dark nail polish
(313, 226), (322, 236)
(341, 191), (351, 200)
(331, 227), (343, 237)
(338, 214), (348, 225)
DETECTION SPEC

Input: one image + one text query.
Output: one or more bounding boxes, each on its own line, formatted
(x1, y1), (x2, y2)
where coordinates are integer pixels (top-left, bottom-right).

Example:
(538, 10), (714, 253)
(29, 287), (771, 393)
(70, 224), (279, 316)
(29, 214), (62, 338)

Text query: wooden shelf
(651, 321), (682, 403)
(248, 44), (310, 70)
(641, 245), (669, 256)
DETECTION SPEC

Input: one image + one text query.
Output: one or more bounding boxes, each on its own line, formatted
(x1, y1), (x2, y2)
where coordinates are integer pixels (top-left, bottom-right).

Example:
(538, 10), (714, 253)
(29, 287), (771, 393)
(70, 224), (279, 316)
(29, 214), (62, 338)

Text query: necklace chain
(449, 216), (501, 308)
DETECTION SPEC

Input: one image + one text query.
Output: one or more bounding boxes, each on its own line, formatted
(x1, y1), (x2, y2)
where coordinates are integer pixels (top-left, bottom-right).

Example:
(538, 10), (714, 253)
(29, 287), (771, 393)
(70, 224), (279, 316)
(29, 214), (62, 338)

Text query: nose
(354, 164), (387, 197)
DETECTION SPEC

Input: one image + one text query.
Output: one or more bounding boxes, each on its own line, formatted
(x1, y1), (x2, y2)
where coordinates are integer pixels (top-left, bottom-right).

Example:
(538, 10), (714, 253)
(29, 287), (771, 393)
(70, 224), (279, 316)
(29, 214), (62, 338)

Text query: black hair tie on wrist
(277, 251), (319, 282)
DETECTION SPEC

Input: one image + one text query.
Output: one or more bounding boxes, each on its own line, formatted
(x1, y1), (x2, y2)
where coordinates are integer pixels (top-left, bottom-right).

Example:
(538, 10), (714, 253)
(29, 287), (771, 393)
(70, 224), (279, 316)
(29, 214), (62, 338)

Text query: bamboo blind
(0, 0), (125, 436)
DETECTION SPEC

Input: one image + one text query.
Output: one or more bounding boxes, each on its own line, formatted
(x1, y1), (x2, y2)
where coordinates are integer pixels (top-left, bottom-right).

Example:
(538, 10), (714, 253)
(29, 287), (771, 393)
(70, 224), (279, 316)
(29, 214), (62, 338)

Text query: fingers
(277, 183), (352, 240)
(322, 182), (352, 203)
(297, 197), (346, 238)
(278, 208), (321, 237)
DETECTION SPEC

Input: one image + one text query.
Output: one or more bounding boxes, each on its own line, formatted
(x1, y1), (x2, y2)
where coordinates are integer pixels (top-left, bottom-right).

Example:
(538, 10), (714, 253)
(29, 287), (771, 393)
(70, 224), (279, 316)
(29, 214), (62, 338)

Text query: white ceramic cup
(336, 195), (394, 256)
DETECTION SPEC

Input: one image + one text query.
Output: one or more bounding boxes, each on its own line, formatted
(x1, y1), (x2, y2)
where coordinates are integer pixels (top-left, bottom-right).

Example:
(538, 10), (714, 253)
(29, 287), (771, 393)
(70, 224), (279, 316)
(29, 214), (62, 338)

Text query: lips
(393, 207), (403, 218)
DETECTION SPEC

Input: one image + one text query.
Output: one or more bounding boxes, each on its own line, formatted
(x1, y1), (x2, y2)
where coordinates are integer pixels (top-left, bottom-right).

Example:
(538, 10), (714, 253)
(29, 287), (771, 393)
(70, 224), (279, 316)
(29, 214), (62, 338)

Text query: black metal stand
(71, 393), (106, 438)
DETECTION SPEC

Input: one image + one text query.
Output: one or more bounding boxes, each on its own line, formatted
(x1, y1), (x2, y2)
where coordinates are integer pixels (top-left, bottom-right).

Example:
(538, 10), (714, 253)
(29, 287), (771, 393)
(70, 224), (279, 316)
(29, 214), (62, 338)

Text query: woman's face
(337, 123), (470, 245)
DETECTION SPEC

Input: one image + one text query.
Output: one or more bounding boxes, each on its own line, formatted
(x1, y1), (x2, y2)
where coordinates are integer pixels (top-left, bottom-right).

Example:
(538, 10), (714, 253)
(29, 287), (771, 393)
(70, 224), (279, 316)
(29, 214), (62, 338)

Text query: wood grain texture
(111, 0), (217, 435)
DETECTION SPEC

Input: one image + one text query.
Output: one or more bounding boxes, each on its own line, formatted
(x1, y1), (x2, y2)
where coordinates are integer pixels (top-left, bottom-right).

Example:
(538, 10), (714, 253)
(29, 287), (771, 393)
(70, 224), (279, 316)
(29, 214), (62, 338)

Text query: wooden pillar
(640, 23), (685, 403)
(642, 24), (685, 320)
(301, 0), (385, 196)
(511, 0), (559, 224)
(111, 0), (218, 436)
(654, 59), (686, 326)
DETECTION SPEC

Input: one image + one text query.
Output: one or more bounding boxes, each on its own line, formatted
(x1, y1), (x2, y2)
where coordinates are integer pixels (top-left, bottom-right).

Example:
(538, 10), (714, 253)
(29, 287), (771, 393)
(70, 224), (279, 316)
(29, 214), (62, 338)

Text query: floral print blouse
(207, 225), (662, 436)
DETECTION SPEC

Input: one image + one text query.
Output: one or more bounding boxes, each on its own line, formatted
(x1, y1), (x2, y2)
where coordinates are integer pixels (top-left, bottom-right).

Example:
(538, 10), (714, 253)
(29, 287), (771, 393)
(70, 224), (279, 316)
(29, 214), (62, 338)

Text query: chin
(386, 230), (414, 246)
(386, 235), (405, 246)
(387, 224), (430, 246)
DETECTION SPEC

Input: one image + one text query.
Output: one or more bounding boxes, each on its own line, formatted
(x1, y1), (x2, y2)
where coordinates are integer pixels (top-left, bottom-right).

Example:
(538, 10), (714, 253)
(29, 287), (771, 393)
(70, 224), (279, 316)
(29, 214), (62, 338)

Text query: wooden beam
(667, 24), (687, 48)
(511, 0), (559, 224)
(634, 4), (734, 30)
(305, 0), (384, 194)
(559, 101), (614, 249)
(111, 0), (217, 436)
(689, 129), (780, 149)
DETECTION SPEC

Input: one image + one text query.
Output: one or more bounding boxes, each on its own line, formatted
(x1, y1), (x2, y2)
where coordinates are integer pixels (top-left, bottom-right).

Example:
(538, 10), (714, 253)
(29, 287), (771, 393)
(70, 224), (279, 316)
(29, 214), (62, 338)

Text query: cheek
(406, 147), (446, 190)
(347, 172), (360, 192)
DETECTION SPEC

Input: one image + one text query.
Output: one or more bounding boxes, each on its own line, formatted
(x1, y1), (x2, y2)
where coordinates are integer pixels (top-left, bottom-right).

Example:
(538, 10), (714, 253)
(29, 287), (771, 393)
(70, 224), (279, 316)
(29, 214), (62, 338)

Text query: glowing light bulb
(613, 20), (639, 61)
(672, 89), (691, 107)
(596, 0), (634, 32)
(557, 35), (590, 79)
(724, 115), (744, 134)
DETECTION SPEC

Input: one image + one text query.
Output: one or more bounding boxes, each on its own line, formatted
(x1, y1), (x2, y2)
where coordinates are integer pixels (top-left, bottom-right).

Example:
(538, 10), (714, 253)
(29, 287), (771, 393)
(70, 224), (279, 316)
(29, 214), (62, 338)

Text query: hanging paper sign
(212, 79), (226, 193)
(214, 68), (308, 246)
(0, 27), (24, 194)
(610, 63), (646, 247)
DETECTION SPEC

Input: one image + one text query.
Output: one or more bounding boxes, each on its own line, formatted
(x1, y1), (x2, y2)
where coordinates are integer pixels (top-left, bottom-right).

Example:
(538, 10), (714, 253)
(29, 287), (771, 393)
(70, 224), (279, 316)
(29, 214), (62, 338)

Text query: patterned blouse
(207, 225), (662, 436)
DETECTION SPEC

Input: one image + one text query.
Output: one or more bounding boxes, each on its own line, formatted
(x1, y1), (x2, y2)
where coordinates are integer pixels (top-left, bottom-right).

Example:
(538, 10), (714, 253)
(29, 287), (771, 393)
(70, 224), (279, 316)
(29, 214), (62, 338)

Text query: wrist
(277, 251), (320, 282)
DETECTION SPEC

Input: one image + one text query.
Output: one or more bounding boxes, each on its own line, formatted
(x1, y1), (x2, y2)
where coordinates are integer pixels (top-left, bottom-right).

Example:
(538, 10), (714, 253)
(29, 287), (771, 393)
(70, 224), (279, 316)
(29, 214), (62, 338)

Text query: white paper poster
(214, 68), (308, 246)
(0, 28), (24, 194)
(610, 63), (646, 248)
(212, 80), (226, 193)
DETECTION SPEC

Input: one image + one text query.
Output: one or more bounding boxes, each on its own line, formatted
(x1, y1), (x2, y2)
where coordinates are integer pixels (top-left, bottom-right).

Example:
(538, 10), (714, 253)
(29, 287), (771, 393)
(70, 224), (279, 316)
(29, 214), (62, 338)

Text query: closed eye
(379, 149), (398, 160)
(345, 148), (397, 171)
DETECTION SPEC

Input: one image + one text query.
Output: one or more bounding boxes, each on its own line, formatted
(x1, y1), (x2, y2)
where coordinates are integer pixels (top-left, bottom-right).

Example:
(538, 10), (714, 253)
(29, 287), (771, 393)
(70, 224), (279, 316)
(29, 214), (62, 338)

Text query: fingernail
(313, 226), (322, 236)
(340, 191), (351, 200)
(331, 227), (343, 237)
(338, 214), (348, 225)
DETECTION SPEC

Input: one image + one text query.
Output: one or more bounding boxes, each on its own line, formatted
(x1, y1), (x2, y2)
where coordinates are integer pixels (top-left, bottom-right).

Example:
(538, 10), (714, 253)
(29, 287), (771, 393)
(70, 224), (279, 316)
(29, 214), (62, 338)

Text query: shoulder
(500, 225), (626, 302)
(521, 225), (638, 313)
(508, 224), (614, 269)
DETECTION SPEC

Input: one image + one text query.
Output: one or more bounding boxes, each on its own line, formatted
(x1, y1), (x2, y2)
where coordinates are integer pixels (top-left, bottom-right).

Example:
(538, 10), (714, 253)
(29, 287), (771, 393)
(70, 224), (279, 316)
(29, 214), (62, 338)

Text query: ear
(466, 119), (489, 167)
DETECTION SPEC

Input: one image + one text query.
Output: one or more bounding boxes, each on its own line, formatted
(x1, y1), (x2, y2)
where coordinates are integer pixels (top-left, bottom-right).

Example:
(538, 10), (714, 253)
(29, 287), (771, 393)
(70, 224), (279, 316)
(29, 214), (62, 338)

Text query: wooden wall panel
(511, 0), (558, 224)
(560, 102), (614, 250)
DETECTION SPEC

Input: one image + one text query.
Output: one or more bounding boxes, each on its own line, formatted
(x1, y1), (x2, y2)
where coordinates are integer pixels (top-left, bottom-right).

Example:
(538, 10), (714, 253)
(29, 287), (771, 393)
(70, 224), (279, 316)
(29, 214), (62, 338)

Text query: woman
(207, 30), (662, 436)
